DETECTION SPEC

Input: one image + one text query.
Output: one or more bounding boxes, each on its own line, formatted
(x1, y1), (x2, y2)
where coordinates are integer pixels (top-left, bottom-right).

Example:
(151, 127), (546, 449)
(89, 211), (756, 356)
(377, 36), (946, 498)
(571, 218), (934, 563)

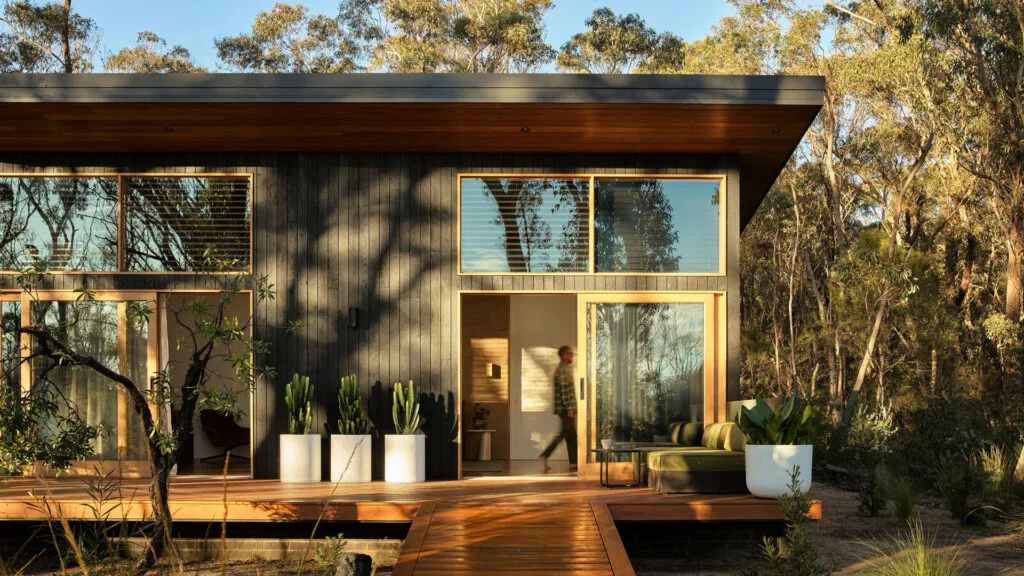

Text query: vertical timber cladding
(0, 152), (739, 480)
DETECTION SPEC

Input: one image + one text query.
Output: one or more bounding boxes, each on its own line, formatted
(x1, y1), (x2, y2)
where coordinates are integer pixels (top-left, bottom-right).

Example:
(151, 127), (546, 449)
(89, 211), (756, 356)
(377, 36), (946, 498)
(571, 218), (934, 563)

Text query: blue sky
(75, 0), (736, 71)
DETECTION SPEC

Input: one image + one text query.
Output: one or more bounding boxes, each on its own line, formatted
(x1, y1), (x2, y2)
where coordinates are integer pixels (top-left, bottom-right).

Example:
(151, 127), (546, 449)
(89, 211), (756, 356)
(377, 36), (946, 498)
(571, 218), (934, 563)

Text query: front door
(575, 292), (722, 479)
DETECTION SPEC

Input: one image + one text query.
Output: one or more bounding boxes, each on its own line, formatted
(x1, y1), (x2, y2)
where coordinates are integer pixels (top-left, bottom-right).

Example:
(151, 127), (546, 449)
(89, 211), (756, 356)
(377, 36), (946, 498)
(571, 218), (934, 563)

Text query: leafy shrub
(885, 473), (919, 524)
(737, 397), (816, 445)
(937, 454), (985, 526)
(859, 464), (891, 518)
(314, 534), (346, 572)
(861, 519), (965, 576)
(747, 466), (835, 576)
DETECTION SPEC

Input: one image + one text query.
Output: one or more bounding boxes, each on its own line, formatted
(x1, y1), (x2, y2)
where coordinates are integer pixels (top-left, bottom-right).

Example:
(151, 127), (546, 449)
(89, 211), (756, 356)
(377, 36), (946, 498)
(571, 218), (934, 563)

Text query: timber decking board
(0, 476), (820, 523)
(393, 501), (632, 576)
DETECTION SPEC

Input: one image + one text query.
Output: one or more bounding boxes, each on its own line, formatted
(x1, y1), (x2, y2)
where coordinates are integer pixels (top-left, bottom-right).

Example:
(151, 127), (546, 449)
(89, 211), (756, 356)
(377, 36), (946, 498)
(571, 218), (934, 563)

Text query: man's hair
(558, 345), (573, 356)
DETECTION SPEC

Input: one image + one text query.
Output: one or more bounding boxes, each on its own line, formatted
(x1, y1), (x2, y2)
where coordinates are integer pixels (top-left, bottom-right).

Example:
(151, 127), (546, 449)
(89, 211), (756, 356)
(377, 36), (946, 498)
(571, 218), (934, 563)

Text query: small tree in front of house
(0, 256), (278, 574)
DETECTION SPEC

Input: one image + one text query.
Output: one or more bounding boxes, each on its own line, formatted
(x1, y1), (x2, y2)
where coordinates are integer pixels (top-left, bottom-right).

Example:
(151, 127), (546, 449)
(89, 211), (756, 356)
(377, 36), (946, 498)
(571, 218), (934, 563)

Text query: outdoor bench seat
(646, 421), (748, 494)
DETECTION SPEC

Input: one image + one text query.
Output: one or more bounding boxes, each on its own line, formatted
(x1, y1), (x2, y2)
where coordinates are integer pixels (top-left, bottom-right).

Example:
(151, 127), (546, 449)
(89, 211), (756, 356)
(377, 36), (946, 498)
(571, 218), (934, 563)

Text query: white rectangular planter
(330, 434), (372, 483)
(279, 434), (321, 483)
(385, 434), (425, 483)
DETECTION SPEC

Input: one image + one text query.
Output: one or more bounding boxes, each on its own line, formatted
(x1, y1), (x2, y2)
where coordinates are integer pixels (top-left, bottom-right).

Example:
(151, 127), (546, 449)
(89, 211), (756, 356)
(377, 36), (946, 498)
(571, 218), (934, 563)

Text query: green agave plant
(737, 397), (815, 445)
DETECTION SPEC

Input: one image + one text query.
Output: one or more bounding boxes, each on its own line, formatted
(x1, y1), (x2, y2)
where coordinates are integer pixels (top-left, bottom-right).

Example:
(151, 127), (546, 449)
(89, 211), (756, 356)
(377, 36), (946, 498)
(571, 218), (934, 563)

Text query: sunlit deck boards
(393, 501), (634, 576)
(0, 476), (820, 523)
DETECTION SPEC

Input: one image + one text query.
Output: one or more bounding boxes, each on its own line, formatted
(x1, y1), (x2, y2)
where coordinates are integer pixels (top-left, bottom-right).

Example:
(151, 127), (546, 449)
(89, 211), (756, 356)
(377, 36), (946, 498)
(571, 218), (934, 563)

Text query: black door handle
(579, 377), (585, 400)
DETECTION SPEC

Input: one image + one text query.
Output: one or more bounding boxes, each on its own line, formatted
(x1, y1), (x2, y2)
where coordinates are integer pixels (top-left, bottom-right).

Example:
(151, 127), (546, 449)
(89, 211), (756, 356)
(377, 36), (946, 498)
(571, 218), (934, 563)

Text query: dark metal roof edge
(0, 73), (826, 105)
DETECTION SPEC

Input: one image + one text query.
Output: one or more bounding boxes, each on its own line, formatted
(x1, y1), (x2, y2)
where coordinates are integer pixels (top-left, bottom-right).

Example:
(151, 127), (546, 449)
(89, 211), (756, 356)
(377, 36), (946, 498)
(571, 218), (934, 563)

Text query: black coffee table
(590, 447), (646, 488)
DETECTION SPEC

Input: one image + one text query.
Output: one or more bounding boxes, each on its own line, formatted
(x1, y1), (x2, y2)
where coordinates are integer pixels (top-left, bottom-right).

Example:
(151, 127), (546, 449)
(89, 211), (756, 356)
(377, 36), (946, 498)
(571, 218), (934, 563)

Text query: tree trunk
(61, 0), (72, 73)
(136, 454), (175, 573)
(841, 290), (890, 429)
(1006, 224), (1022, 323)
(930, 348), (938, 394)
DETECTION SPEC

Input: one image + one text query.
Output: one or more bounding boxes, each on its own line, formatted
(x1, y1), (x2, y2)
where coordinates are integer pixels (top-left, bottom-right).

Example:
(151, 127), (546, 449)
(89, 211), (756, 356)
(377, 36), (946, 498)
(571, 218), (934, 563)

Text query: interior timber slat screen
(123, 176), (252, 272)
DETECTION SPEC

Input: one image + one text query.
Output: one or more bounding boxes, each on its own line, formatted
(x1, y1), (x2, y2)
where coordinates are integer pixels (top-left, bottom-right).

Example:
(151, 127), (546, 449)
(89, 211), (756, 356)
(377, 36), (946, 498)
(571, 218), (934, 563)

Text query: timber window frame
(0, 173), (254, 275)
(457, 174), (727, 276)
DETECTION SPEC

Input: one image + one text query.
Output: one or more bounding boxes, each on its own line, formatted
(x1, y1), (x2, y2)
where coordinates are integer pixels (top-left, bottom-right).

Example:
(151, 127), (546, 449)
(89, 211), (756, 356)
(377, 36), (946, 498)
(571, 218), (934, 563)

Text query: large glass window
(460, 177), (589, 273)
(0, 174), (252, 273)
(124, 176), (251, 272)
(1, 300), (21, 394)
(459, 175), (724, 274)
(0, 177), (119, 271)
(594, 178), (722, 273)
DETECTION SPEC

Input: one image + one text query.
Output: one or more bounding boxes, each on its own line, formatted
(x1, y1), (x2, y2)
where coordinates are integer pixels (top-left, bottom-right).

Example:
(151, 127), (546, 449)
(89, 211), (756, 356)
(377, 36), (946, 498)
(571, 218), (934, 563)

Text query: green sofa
(645, 421), (748, 494)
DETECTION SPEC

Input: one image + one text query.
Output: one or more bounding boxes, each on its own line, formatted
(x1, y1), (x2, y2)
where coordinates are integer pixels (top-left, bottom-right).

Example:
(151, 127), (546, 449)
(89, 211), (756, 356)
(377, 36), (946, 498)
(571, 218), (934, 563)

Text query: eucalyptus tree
(339, 0), (554, 72)
(555, 8), (672, 73)
(105, 31), (207, 73)
(0, 0), (98, 72)
(216, 2), (360, 72)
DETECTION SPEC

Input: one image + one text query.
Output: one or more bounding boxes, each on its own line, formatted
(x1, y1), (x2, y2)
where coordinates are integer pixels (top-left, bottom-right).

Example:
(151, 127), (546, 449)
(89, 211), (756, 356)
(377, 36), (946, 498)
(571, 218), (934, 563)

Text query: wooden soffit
(0, 74), (824, 227)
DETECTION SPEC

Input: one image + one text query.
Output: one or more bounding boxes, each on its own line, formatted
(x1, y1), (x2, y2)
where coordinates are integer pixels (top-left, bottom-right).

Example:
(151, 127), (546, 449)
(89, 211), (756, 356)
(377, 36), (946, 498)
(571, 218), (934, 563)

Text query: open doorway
(460, 293), (577, 477)
(162, 292), (253, 478)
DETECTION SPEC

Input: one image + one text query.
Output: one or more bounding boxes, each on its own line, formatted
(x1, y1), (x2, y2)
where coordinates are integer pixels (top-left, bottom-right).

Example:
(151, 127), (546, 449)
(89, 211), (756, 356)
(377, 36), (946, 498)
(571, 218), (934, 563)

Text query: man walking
(538, 345), (578, 472)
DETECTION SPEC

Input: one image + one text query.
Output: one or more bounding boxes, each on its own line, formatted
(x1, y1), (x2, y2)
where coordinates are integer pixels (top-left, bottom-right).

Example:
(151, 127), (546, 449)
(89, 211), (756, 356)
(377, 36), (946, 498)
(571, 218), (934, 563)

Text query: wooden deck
(0, 476), (821, 575)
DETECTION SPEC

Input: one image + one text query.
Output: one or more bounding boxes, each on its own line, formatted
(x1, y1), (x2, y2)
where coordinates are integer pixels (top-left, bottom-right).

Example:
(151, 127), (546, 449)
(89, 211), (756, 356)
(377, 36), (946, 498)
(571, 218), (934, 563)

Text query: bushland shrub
(862, 519), (965, 576)
(938, 454), (986, 526)
(748, 466), (835, 576)
(885, 473), (919, 524)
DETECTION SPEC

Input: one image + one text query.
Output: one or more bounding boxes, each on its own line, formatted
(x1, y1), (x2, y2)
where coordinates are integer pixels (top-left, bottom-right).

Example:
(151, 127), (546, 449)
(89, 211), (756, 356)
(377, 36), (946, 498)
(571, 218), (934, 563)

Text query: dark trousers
(541, 414), (577, 466)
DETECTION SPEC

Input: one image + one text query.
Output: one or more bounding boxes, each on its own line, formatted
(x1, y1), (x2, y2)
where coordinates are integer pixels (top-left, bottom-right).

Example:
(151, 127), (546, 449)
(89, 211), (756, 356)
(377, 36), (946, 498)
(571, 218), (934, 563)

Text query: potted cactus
(330, 374), (372, 483)
(385, 380), (425, 483)
(280, 373), (320, 483)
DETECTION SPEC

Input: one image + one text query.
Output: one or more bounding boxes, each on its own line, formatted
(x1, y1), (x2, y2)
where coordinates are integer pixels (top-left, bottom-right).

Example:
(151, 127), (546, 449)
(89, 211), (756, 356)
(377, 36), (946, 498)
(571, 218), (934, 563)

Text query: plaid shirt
(553, 362), (577, 416)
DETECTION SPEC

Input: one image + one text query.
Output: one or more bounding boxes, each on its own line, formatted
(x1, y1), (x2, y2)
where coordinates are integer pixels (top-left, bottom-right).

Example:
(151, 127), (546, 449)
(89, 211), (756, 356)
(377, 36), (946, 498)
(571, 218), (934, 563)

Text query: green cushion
(681, 422), (704, 446)
(647, 449), (746, 472)
(720, 423), (746, 452)
(701, 422), (725, 449)
(668, 421), (685, 444)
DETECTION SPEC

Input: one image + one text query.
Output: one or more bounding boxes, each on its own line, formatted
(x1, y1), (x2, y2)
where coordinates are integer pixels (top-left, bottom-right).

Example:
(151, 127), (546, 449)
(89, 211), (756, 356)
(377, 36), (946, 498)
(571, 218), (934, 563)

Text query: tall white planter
(745, 445), (813, 498)
(279, 434), (321, 483)
(330, 434), (372, 483)
(385, 434), (425, 483)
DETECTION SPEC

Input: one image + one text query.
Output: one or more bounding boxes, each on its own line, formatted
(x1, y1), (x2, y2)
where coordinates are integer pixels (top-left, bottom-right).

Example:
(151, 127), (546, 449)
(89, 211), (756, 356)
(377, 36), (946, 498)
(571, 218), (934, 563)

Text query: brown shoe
(536, 456), (551, 471)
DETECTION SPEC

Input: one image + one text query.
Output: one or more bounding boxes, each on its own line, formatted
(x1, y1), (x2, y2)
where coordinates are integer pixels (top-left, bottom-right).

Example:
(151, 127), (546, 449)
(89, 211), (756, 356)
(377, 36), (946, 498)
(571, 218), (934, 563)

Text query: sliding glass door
(0, 292), (158, 476)
(576, 293), (723, 475)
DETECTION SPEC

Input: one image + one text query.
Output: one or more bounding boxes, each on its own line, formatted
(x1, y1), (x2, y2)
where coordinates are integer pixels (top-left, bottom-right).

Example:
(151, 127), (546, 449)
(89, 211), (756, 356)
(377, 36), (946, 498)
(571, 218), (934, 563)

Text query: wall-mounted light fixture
(485, 363), (502, 379)
(348, 306), (359, 329)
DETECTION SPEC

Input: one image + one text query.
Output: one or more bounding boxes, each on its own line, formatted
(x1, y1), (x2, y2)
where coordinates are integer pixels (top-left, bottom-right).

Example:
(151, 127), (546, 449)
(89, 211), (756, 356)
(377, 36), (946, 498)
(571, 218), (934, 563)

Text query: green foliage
(392, 379), (422, 435)
(937, 454), (986, 527)
(861, 519), (966, 576)
(556, 8), (679, 73)
(885, 473), (920, 524)
(0, 0), (99, 73)
(748, 466), (835, 576)
(859, 464), (891, 518)
(215, 2), (360, 72)
(285, 373), (314, 435)
(737, 397), (815, 445)
(336, 374), (368, 435)
(313, 533), (347, 571)
(104, 31), (207, 72)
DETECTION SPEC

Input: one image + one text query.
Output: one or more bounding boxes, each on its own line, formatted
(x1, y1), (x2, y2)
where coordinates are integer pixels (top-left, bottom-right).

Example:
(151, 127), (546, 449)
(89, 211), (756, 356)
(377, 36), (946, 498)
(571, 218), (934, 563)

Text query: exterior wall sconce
(349, 306), (359, 329)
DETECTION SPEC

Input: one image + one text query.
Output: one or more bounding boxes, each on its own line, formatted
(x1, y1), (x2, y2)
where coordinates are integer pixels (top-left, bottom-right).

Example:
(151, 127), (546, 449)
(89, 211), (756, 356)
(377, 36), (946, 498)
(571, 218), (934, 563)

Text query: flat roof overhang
(0, 73), (824, 227)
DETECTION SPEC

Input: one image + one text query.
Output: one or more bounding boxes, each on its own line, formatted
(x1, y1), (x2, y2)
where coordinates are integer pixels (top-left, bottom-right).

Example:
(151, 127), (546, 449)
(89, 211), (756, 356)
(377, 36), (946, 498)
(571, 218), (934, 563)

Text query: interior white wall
(165, 293), (252, 462)
(508, 295), (577, 461)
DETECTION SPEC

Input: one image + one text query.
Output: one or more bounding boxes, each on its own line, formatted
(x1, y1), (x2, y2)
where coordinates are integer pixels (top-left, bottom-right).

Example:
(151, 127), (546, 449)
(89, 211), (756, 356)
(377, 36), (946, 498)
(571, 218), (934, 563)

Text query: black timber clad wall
(0, 152), (741, 480)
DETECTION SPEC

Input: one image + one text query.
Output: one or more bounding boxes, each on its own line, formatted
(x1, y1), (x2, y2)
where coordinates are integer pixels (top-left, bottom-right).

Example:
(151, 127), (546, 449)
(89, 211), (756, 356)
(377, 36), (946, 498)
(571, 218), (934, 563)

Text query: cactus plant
(336, 374), (368, 434)
(392, 379), (422, 435)
(285, 373), (314, 434)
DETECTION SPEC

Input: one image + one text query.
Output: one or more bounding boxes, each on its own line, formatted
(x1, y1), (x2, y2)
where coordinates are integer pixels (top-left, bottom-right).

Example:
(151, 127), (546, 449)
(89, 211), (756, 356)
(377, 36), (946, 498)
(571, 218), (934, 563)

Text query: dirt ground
(810, 482), (1024, 575)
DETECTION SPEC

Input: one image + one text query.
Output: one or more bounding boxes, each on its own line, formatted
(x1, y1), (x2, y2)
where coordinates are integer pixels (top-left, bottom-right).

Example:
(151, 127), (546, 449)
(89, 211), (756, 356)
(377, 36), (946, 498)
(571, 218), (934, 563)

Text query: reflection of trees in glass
(465, 177), (588, 272)
(1, 302), (20, 396)
(594, 179), (680, 272)
(124, 177), (251, 272)
(0, 177), (118, 271)
(32, 301), (122, 459)
(593, 303), (704, 444)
